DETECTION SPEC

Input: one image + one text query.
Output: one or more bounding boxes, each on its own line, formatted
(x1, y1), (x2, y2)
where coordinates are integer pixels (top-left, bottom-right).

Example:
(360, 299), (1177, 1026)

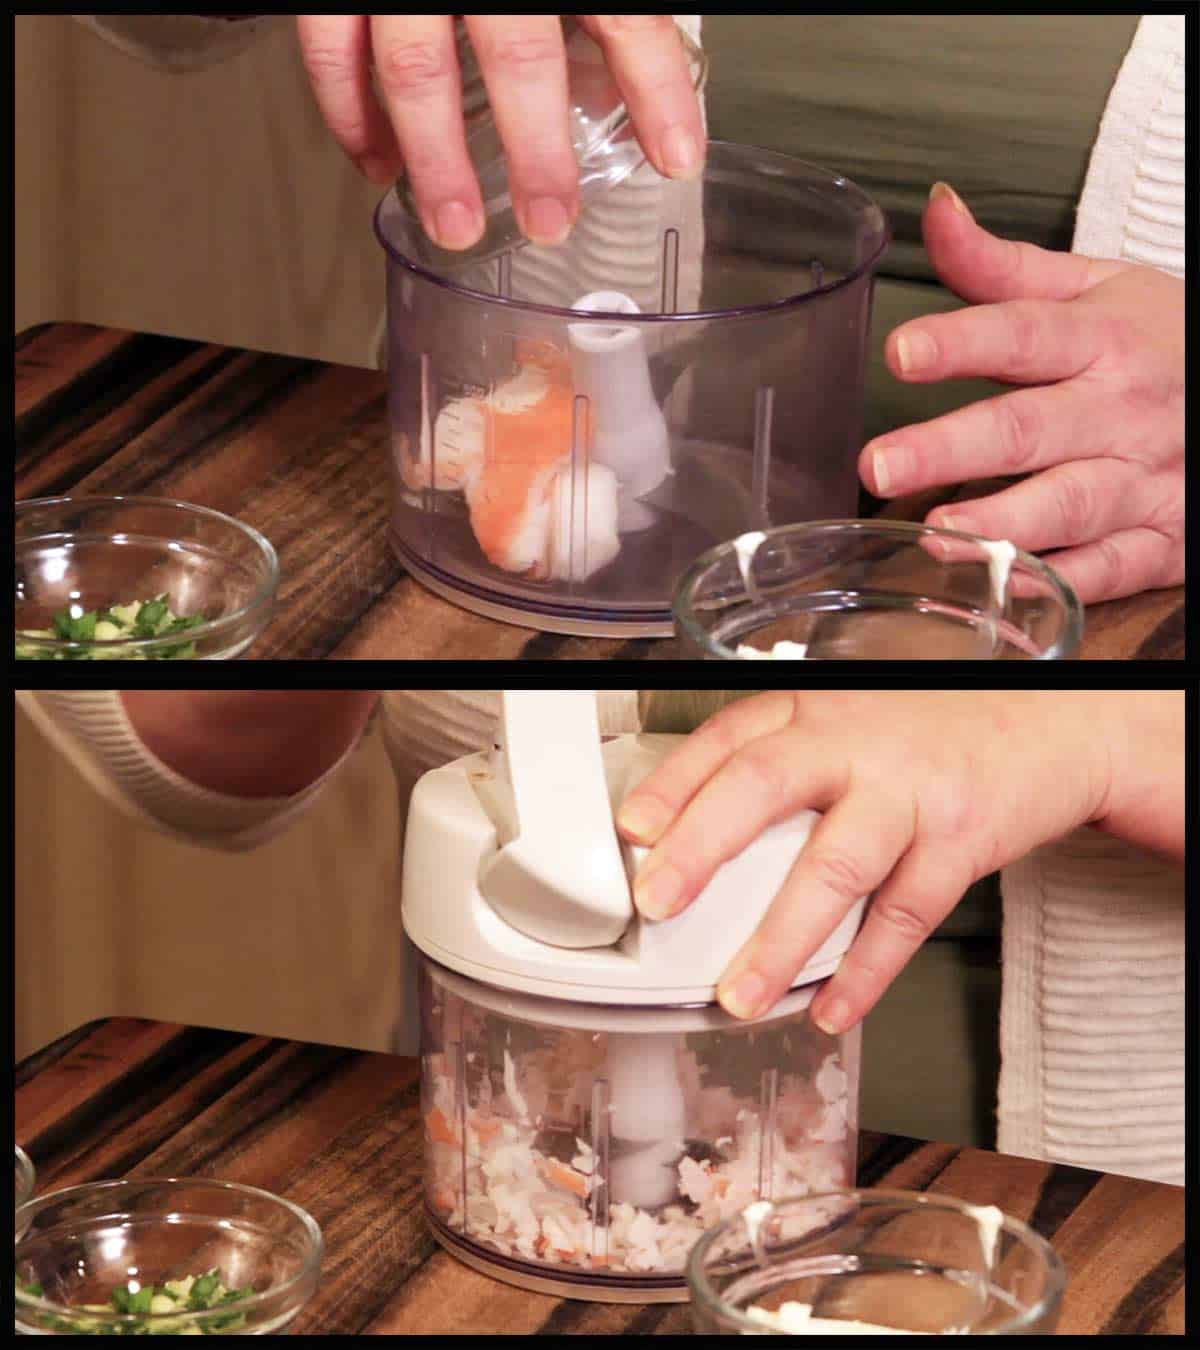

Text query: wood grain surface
(15, 323), (1185, 661)
(15, 1018), (1186, 1335)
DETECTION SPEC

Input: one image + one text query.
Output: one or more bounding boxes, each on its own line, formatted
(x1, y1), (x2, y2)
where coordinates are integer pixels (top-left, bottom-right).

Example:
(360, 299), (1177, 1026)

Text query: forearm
(121, 691), (380, 798)
(1090, 690), (1185, 863)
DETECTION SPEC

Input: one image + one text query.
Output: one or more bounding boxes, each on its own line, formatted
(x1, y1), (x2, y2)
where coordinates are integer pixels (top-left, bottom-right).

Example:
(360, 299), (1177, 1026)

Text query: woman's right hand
(616, 690), (1183, 1034)
(296, 15), (705, 250)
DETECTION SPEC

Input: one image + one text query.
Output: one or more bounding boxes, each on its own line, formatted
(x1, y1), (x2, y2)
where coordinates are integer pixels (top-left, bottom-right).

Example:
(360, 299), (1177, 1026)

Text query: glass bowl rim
(15, 1145), (36, 1207)
(15, 494), (279, 656)
(13, 1176), (323, 1331)
(673, 518), (1085, 661)
(685, 1187), (1068, 1336)
(374, 140), (891, 322)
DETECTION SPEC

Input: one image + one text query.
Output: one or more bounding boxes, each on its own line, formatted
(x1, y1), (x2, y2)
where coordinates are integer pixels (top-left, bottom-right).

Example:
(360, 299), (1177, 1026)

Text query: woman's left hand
(860, 183), (1184, 605)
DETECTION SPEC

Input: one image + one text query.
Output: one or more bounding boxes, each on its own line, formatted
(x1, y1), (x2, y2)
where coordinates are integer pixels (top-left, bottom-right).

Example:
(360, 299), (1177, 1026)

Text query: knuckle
(804, 847), (874, 903)
(300, 43), (354, 85)
(1005, 304), (1043, 375)
(1147, 531), (1184, 590)
(1052, 467), (1098, 542)
(736, 741), (792, 807)
(375, 38), (455, 94)
(991, 393), (1043, 472)
(1092, 535), (1129, 597)
(481, 32), (563, 74)
(1097, 313), (1141, 368)
(870, 897), (933, 944)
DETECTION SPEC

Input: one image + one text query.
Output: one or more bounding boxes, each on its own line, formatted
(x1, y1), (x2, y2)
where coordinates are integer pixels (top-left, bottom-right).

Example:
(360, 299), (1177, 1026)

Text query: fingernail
(872, 445), (913, 496)
(930, 181), (972, 219)
(938, 512), (966, 534)
(812, 996), (850, 1036)
(720, 969), (769, 1021)
(432, 200), (483, 250)
(358, 156), (397, 186)
(661, 125), (702, 179)
(895, 330), (937, 375)
(523, 196), (573, 246)
(633, 860), (683, 921)
(617, 798), (671, 844)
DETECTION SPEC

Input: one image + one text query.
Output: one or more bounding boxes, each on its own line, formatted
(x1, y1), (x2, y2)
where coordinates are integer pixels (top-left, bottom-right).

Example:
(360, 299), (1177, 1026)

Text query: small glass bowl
(14, 1178), (323, 1336)
(15, 496), (278, 661)
(686, 1189), (1066, 1335)
(673, 520), (1083, 660)
(15, 1146), (35, 1209)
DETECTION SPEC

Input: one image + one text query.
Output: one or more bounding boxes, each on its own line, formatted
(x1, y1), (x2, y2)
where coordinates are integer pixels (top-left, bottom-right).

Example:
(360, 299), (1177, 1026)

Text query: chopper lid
(401, 692), (867, 1006)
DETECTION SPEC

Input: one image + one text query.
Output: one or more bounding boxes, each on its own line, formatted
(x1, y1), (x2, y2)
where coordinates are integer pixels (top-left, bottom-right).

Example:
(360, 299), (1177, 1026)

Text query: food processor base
(427, 1209), (689, 1304)
(392, 538), (676, 638)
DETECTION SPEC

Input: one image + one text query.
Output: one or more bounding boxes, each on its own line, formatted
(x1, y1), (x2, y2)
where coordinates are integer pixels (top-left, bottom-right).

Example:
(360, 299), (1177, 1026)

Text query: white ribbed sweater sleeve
(995, 16), (1187, 1189)
(16, 690), (352, 852)
(1072, 13), (1185, 276)
(999, 829), (1184, 1186)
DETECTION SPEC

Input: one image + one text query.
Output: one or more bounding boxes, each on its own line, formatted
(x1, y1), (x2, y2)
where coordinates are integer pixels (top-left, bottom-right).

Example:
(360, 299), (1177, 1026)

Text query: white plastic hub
(402, 707), (867, 1006)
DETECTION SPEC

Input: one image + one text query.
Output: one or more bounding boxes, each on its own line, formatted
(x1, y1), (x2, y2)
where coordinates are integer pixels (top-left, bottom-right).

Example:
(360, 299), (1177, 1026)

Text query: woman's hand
(295, 15), (704, 250)
(616, 690), (1183, 1033)
(860, 183), (1184, 605)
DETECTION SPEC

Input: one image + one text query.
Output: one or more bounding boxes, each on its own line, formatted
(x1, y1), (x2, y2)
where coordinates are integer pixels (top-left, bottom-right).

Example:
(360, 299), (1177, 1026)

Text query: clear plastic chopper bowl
(417, 956), (860, 1303)
(376, 144), (888, 635)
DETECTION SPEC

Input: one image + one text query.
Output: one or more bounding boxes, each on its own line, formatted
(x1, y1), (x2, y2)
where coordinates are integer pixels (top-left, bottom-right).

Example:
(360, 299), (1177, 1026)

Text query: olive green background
(683, 17), (1134, 1149)
(707, 14), (1137, 447)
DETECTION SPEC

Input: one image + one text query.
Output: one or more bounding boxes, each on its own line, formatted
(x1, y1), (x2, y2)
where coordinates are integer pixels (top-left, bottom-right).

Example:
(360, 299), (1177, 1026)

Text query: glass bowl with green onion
(15, 497), (278, 661)
(14, 1178), (322, 1336)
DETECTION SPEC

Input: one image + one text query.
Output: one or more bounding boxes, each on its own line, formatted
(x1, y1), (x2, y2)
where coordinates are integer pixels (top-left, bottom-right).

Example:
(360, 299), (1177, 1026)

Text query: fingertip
(616, 797), (672, 845)
(810, 994), (851, 1037)
(718, 968), (770, 1021)
(430, 199), (485, 250)
(893, 329), (938, 378)
(658, 123), (705, 180)
(516, 195), (575, 247)
(928, 180), (973, 221)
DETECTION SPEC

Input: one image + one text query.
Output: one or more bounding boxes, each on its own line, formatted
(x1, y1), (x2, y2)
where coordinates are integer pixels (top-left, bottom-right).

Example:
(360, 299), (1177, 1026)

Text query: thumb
(923, 181), (1125, 305)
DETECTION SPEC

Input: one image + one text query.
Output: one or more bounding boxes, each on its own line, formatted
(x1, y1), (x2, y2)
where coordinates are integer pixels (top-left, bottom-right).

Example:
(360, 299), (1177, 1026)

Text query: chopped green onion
(16, 597), (209, 661)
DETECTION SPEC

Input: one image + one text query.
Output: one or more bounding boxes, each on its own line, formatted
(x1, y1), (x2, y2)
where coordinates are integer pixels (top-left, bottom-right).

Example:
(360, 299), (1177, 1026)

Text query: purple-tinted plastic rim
(427, 1204), (688, 1296)
(374, 140), (890, 323)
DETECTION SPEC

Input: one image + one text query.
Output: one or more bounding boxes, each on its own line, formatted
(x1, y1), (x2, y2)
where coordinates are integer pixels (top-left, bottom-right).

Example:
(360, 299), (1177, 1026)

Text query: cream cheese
(733, 530), (767, 595)
(964, 1202), (1005, 1271)
(978, 539), (1017, 610)
(736, 641), (809, 660)
(745, 1302), (917, 1334)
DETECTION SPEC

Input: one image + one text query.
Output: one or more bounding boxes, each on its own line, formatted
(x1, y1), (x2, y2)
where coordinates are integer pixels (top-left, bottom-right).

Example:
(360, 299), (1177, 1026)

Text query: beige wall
(15, 702), (405, 1062)
(14, 15), (383, 368)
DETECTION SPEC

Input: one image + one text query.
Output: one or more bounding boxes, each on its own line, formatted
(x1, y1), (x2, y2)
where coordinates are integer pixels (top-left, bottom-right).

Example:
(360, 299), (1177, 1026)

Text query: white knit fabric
(1071, 14), (1186, 277)
(998, 829), (1184, 1185)
(16, 690), (355, 853)
(17, 691), (641, 853)
(996, 11), (1187, 1189)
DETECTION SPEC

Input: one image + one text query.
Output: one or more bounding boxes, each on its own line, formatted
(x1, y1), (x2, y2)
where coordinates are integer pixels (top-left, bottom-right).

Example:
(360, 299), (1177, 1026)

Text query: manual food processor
(401, 692), (867, 1301)
(376, 21), (888, 636)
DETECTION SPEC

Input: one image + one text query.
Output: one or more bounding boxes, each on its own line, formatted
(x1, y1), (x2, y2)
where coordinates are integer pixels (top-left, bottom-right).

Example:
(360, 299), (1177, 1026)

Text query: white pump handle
(477, 691), (635, 948)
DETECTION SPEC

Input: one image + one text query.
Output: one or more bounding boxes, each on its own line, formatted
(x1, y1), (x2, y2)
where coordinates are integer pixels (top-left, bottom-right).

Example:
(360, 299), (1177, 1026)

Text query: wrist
(1086, 690), (1185, 862)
